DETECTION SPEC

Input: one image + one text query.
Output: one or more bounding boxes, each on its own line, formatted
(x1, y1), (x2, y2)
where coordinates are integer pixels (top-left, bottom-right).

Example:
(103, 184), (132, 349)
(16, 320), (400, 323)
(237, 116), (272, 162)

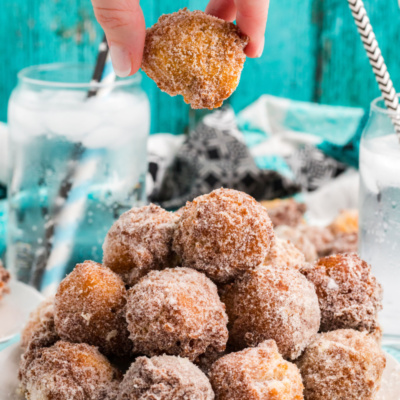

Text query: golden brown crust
(19, 341), (120, 400)
(297, 329), (386, 400)
(210, 340), (304, 400)
(301, 253), (382, 333)
(0, 260), (10, 300)
(118, 355), (214, 400)
(142, 9), (248, 109)
(103, 204), (179, 286)
(173, 188), (274, 283)
(54, 261), (132, 357)
(222, 265), (321, 360)
(126, 267), (229, 362)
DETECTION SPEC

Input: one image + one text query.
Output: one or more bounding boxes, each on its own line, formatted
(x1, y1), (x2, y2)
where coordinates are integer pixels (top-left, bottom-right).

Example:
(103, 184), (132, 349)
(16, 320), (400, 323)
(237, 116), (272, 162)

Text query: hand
(91, 0), (146, 77)
(206, 0), (269, 57)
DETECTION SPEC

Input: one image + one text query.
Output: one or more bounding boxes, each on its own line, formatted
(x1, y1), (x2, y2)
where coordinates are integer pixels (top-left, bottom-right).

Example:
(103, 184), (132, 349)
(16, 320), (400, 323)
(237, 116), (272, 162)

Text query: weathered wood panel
(0, 0), (399, 134)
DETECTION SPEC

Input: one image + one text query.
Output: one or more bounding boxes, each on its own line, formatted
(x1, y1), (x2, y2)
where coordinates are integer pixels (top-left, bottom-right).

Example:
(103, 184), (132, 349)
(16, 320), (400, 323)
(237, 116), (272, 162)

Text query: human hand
(206, 0), (269, 57)
(91, 0), (146, 77)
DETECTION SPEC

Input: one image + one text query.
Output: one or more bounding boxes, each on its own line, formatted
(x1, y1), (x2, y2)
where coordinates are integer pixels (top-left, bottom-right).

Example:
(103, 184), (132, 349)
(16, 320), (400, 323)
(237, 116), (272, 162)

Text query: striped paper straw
(41, 35), (116, 295)
(348, 0), (400, 137)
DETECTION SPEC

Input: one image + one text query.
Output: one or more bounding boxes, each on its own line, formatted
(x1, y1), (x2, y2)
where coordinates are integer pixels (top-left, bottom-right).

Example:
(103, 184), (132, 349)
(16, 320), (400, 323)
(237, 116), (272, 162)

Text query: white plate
(0, 343), (399, 400)
(0, 281), (44, 343)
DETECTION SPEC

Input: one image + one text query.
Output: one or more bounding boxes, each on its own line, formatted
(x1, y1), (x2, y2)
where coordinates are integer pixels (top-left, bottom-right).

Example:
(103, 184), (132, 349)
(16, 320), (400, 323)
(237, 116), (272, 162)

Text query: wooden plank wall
(0, 0), (399, 134)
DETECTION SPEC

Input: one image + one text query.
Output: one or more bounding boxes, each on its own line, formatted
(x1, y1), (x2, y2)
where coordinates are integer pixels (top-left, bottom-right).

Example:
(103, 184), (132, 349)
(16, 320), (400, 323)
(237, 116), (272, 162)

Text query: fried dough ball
(54, 261), (131, 356)
(103, 204), (179, 286)
(301, 253), (382, 333)
(222, 265), (320, 360)
(19, 341), (120, 400)
(21, 296), (55, 350)
(328, 209), (358, 235)
(297, 329), (386, 400)
(275, 225), (318, 263)
(142, 9), (248, 110)
(118, 355), (214, 400)
(126, 267), (228, 362)
(0, 260), (10, 300)
(210, 340), (304, 400)
(173, 188), (274, 283)
(264, 236), (306, 270)
(261, 198), (306, 228)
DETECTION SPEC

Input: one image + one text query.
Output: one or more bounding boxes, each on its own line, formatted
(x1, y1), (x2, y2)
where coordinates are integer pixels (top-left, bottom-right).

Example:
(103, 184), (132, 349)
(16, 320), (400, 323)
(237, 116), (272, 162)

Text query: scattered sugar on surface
(173, 188), (274, 283)
(54, 261), (132, 357)
(118, 355), (214, 399)
(19, 341), (120, 400)
(126, 267), (228, 362)
(103, 204), (179, 286)
(222, 264), (321, 360)
(210, 340), (304, 400)
(297, 329), (386, 400)
(260, 198), (306, 228)
(301, 253), (382, 332)
(142, 9), (248, 110)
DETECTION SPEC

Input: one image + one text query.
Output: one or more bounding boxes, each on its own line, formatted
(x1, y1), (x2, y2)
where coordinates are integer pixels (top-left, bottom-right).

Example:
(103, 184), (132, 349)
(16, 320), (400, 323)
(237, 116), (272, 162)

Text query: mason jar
(7, 63), (150, 294)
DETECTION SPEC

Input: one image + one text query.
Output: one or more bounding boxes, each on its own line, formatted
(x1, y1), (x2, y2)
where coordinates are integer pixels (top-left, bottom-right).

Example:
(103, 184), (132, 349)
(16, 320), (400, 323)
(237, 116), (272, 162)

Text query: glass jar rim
(18, 62), (141, 89)
(371, 95), (400, 116)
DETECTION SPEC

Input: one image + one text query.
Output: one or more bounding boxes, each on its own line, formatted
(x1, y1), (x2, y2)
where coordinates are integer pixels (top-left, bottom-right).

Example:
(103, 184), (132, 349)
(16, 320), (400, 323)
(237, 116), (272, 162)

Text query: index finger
(235, 0), (269, 57)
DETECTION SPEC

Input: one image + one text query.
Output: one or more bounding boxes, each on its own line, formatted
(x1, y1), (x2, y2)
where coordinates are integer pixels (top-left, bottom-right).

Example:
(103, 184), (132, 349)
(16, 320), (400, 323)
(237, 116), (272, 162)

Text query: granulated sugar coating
(301, 253), (382, 333)
(19, 341), (120, 400)
(264, 236), (306, 271)
(210, 340), (304, 400)
(54, 261), (132, 357)
(103, 204), (179, 286)
(275, 225), (317, 263)
(0, 260), (10, 300)
(173, 188), (274, 283)
(126, 267), (228, 361)
(222, 264), (320, 360)
(118, 355), (214, 400)
(260, 198), (306, 228)
(21, 296), (55, 349)
(297, 329), (386, 400)
(142, 9), (248, 109)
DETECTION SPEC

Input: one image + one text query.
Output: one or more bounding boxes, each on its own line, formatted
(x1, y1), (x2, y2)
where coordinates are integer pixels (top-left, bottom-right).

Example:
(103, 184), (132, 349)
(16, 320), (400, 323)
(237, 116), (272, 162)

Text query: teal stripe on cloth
(0, 334), (20, 353)
(0, 199), (6, 259)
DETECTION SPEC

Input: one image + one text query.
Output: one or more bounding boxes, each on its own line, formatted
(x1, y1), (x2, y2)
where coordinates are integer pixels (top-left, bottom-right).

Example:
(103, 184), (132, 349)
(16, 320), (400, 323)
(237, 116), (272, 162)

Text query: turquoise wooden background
(1, 0), (400, 134)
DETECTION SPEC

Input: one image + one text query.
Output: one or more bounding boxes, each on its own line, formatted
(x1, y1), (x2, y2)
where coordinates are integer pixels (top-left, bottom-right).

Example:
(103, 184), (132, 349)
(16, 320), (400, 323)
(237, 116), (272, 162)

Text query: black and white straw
(348, 0), (400, 136)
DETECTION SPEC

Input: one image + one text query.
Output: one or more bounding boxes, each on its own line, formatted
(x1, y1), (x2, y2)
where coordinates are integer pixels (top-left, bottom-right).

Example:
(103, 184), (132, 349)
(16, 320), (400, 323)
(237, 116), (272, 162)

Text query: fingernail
(109, 44), (131, 77)
(256, 37), (265, 58)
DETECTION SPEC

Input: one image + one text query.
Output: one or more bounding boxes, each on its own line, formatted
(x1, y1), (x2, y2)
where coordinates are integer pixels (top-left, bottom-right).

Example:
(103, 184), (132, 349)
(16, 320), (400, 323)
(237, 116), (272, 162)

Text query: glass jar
(359, 96), (400, 346)
(7, 63), (150, 294)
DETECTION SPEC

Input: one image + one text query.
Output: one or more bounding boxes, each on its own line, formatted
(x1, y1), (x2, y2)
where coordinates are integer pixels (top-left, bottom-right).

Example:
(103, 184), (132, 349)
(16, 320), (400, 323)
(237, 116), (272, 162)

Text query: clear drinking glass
(359, 96), (400, 348)
(7, 63), (150, 292)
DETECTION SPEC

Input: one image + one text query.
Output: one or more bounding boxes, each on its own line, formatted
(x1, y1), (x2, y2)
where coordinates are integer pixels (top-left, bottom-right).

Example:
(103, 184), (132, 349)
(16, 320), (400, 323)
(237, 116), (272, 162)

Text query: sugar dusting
(223, 264), (321, 360)
(260, 198), (306, 228)
(297, 329), (386, 400)
(54, 261), (132, 357)
(142, 9), (248, 109)
(301, 253), (382, 332)
(21, 296), (55, 349)
(103, 204), (179, 286)
(173, 188), (274, 283)
(19, 341), (120, 400)
(118, 355), (214, 399)
(0, 260), (10, 300)
(126, 267), (228, 362)
(210, 340), (304, 400)
(264, 236), (306, 270)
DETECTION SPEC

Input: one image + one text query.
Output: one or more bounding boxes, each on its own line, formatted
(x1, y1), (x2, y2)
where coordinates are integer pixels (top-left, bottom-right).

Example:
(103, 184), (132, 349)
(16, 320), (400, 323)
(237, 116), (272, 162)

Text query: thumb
(92, 0), (146, 76)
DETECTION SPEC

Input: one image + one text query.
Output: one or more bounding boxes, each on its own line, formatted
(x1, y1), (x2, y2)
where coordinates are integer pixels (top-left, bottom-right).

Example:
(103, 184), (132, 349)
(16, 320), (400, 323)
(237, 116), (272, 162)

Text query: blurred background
(1, 0), (400, 134)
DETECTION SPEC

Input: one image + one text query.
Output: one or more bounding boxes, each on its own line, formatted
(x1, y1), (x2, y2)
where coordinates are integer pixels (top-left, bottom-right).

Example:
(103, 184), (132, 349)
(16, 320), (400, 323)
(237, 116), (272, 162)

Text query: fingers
(206, 0), (237, 22)
(92, 0), (146, 76)
(234, 0), (269, 57)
